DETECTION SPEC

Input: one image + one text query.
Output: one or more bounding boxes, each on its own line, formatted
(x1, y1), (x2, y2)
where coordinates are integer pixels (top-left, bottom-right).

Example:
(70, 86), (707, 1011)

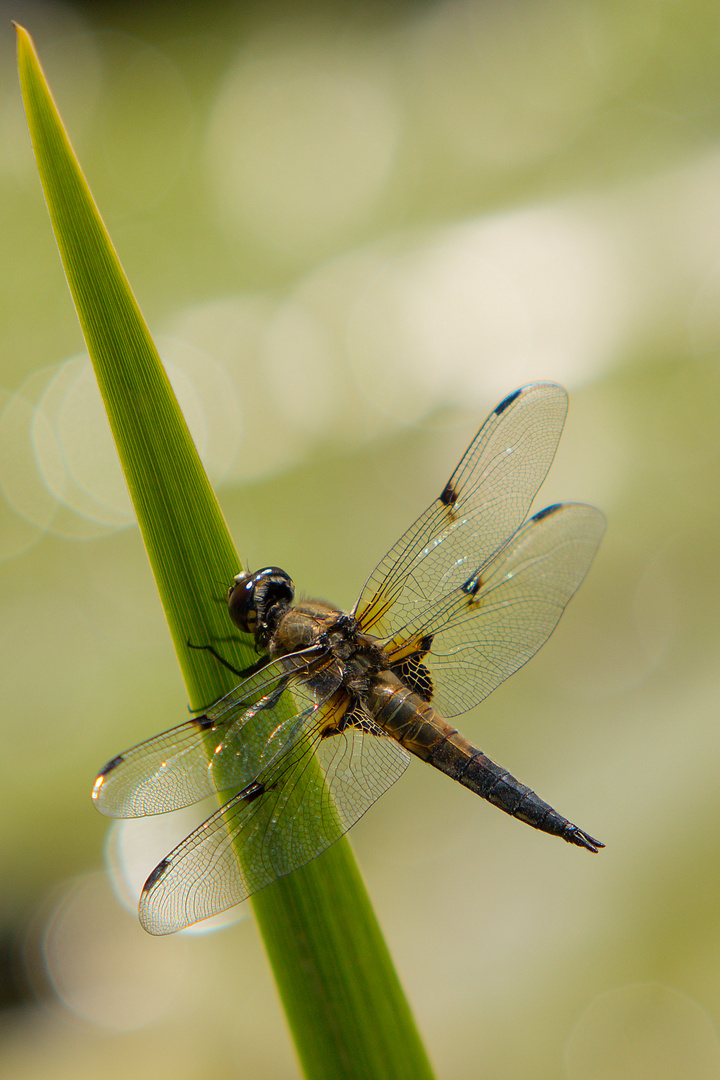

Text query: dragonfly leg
(187, 639), (268, 679)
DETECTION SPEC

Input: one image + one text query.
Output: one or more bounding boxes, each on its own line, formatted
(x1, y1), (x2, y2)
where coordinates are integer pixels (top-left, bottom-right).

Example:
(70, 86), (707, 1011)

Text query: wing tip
(494, 382), (567, 418)
(92, 754), (125, 811)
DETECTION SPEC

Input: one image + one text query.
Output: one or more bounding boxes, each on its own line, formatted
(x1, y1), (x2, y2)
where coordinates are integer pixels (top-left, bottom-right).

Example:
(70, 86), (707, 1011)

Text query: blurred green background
(2, 1), (720, 1077)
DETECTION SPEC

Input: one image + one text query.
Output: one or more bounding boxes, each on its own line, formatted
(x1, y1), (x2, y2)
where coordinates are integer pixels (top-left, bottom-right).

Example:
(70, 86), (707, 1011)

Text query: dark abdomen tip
(565, 826), (604, 853)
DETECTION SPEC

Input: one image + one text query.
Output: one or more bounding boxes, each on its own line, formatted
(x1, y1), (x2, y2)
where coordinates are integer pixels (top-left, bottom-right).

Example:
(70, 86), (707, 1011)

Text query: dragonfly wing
(383, 503), (605, 718)
(93, 717), (230, 818)
(139, 698), (410, 934)
(354, 383), (568, 638)
(93, 649), (328, 817)
(313, 713), (411, 830)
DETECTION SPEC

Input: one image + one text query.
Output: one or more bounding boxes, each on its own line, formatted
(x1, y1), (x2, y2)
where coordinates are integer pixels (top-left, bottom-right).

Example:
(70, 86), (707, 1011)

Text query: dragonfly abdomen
(368, 672), (602, 853)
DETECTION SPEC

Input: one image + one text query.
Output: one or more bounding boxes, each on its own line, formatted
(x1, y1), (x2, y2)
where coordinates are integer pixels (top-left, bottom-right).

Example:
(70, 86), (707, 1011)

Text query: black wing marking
(92, 649), (329, 818)
(381, 503), (605, 718)
(353, 382), (568, 640)
(139, 695), (410, 934)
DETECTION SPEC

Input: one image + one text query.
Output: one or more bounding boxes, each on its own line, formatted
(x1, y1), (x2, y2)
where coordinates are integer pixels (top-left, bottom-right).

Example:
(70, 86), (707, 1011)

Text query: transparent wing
(381, 503), (605, 718)
(354, 383), (568, 638)
(139, 695), (410, 934)
(92, 649), (328, 818)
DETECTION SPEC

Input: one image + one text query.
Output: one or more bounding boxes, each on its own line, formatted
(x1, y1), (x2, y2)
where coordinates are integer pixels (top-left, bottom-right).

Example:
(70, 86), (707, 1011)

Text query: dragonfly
(93, 382), (605, 935)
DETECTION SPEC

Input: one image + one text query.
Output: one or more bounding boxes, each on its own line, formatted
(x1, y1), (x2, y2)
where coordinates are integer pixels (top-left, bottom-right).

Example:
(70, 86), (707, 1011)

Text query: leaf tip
(13, 22), (35, 66)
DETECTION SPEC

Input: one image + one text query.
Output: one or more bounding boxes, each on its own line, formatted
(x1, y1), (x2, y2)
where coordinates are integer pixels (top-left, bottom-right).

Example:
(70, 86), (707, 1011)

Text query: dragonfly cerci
(93, 382), (605, 934)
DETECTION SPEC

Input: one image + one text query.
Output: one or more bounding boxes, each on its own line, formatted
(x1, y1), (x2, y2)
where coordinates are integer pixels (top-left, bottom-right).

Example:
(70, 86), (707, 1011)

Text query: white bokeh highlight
(206, 30), (400, 260)
(42, 872), (188, 1030)
(566, 983), (720, 1080)
(0, 337), (241, 539)
(105, 801), (247, 936)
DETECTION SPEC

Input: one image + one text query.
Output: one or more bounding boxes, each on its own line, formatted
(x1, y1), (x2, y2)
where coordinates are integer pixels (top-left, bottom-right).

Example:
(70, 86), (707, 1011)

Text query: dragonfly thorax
(271, 603), (389, 692)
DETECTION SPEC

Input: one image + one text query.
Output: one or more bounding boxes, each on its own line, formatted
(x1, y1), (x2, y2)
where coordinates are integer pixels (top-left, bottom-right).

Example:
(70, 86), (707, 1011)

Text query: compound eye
(263, 569), (295, 608)
(227, 571), (258, 634)
(227, 567), (294, 636)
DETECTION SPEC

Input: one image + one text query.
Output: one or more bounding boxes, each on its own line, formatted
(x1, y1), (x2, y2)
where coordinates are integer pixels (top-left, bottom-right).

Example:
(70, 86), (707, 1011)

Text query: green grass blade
(16, 24), (434, 1080)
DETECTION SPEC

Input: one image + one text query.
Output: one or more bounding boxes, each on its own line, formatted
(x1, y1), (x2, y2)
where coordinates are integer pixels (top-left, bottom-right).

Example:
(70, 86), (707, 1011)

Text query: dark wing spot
(353, 716), (386, 735)
(439, 480), (459, 506)
(461, 575), (482, 596)
(240, 781), (266, 804)
(333, 700), (374, 734)
(494, 387), (522, 415)
(98, 754), (124, 777)
(532, 503), (562, 521)
(420, 634), (434, 653)
(393, 657), (434, 701)
(143, 858), (171, 893)
(191, 714), (215, 731)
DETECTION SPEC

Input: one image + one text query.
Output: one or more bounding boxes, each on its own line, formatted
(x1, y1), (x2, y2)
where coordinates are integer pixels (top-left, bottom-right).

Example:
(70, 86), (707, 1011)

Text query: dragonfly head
(227, 566), (295, 648)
